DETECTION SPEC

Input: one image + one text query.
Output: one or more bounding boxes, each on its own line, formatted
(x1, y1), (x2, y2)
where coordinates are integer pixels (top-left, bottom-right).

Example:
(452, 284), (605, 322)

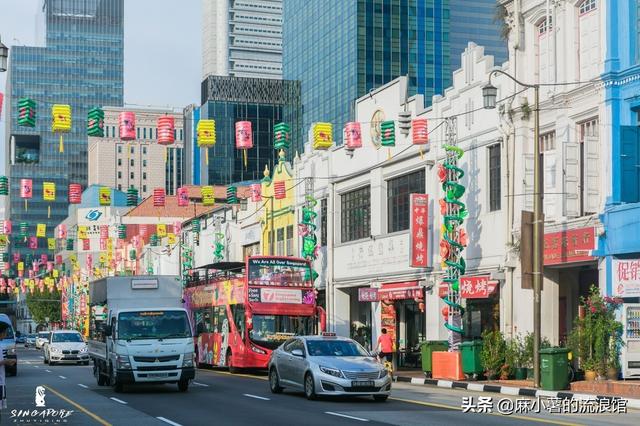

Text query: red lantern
(55, 255), (62, 265)
(274, 181), (286, 200)
(83, 239), (90, 251)
(157, 116), (175, 145)
(119, 111), (136, 141)
(153, 188), (166, 207)
(344, 122), (362, 150)
(412, 118), (429, 145)
(100, 225), (109, 240)
(441, 306), (449, 319)
(250, 183), (262, 202)
(68, 183), (82, 204)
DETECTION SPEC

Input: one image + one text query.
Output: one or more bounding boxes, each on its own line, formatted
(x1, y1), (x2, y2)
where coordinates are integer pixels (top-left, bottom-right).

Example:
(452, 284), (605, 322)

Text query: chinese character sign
(410, 194), (429, 268)
(460, 275), (490, 299)
(613, 259), (640, 297)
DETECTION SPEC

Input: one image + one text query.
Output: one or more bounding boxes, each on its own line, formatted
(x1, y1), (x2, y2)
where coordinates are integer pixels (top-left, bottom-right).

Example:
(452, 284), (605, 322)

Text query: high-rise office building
(4, 0), (124, 260)
(199, 75), (301, 185)
(283, 0), (452, 144)
(449, 0), (507, 70)
(202, 0), (283, 79)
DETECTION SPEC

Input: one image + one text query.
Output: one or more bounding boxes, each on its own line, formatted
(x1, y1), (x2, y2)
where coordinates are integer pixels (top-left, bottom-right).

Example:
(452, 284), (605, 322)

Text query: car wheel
(269, 367), (283, 394)
(7, 365), (17, 376)
(373, 395), (388, 402)
(83, 361), (90, 366)
(177, 379), (189, 392)
(304, 373), (316, 400)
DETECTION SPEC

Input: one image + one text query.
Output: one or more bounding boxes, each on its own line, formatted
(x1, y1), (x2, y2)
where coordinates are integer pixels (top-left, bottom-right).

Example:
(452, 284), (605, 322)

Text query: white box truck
(88, 276), (196, 392)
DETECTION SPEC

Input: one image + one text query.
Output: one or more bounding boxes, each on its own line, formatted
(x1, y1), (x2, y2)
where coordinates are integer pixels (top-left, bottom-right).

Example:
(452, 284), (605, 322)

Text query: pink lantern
(250, 183), (262, 202)
(139, 225), (149, 239)
(56, 255), (62, 265)
(157, 116), (175, 145)
(57, 224), (67, 239)
(40, 254), (48, 264)
(119, 111), (136, 141)
(235, 121), (253, 149)
(47, 261), (54, 272)
(12, 253), (20, 264)
(274, 181), (286, 200)
(28, 236), (37, 250)
(100, 238), (107, 251)
(412, 118), (429, 145)
(177, 186), (189, 207)
(344, 122), (362, 150)
(68, 183), (82, 204)
(1, 220), (11, 235)
(173, 221), (182, 233)
(83, 239), (90, 251)
(153, 188), (166, 207)
(20, 179), (33, 199)
(100, 225), (109, 239)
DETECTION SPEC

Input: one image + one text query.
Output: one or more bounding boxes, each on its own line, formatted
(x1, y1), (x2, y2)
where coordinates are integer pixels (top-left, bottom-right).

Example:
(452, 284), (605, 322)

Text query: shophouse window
(540, 131), (556, 152)
(276, 228), (285, 255)
(341, 186), (370, 243)
(387, 169), (426, 233)
(286, 225), (294, 256)
(489, 144), (501, 211)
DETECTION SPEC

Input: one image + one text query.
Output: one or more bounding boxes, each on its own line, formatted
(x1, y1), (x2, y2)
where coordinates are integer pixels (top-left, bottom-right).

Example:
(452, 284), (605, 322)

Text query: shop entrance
(558, 265), (598, 345)
(380, 298), (424, 369)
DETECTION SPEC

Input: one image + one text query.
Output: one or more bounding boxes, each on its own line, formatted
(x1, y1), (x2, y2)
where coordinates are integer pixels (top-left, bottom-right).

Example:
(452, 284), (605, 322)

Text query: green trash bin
(540, 347), (570, 390)
(421, 341), (448, 375)
(461, 340), (484, 375)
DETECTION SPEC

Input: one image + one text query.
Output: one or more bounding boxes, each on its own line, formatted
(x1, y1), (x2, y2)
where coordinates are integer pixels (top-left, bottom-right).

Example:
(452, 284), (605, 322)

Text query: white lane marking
(157, 417), (183, 426)
(58, 375), (67, 379)
(192, 382), (209, 387)
(325, 412), (369, 422)
(33, 366), (39, 369)
(40, 356), (44, 359)
(242, 393), (270, 401)
(110, 397), (127, 405)
(78, 384), (89, 389)
(45, 369), (51, 373)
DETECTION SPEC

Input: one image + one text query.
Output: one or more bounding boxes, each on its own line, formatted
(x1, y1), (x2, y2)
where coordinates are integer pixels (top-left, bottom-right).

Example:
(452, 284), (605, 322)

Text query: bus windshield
(249, 315), (313, 349)
(118, 310), (192, 340)
(248, 258), (311, 286)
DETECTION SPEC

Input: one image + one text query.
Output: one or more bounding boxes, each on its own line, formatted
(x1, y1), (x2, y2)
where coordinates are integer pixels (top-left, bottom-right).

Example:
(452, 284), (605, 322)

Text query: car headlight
(116, 354), (132, 370)
(379, 368), (388, 378)
(80, 346), (88, 353)
(182, 352), (195, 368)
(7, 347), (16, 356)
(50, 346), (61, 353)
(319, 366), (344, 378)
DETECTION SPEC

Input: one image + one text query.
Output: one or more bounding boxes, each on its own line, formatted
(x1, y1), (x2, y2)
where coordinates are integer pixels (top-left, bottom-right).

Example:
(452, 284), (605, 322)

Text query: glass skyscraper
(284, 0), (452, 143)
(4, 0), (124, 260)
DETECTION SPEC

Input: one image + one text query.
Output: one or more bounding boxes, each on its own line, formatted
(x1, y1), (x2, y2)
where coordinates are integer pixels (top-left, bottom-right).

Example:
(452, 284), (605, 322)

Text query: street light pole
(483, 71), (543, 388)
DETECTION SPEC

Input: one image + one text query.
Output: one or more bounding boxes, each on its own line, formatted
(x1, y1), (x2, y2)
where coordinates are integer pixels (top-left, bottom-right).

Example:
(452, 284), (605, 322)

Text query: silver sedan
(268, 334), (391, 401)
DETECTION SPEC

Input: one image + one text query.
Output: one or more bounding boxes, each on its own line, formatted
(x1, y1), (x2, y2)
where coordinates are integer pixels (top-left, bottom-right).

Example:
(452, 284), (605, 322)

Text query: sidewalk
(394, 371), (640, 410)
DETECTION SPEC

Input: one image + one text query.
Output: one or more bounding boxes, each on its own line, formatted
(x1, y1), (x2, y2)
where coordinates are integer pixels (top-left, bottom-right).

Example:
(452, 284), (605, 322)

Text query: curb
(395, 376), (640, 410)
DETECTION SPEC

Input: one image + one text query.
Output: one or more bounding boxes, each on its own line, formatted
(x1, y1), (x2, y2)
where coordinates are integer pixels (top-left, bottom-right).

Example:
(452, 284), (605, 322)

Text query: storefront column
(426, 289), (447, 340)
(334, 288), (351, 337)
(541, 269), (560, 345)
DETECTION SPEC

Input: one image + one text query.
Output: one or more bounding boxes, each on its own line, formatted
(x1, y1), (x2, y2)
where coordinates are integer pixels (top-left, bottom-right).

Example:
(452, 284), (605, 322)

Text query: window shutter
(584, 135), (600, 214)
(621, 126), (640, 203)
(545, 153), (558, 217)
(563, 140), (580, 218)
(524, 153), (534, 211)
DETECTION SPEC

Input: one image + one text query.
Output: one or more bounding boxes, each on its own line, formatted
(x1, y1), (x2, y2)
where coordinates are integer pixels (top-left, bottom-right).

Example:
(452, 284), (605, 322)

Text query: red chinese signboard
(460, 275), (499, 299)
(543, 227), (595, 266)
(379, 281), (422, 301)
(358, 287), (379, 302)
(410, 194), (429, 268)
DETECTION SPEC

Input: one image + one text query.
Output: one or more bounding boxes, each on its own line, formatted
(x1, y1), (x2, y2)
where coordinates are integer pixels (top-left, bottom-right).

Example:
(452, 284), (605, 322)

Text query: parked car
(43, 330), (90, 365)
(35, 331), (50, 350)
(0, 314), (17, 376)
(268, 334), (391, 401)
(25, 334), (37, 347)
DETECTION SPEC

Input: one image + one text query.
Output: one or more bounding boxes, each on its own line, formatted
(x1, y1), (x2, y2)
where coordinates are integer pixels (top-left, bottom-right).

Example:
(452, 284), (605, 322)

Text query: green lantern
(66, 238), (74, 251)
(150, 234), (159, 247)
(87, 107), (105, 137)
(381, 121), (396, 147)
(226, 186), (238, 204)
(0, 176), (8, 196)
(129, 249), (137, 260)
(192, 219), (201, 234)
(17, 98), (36, 127)
(273, 122), (290, 150)
(19, 222), (29, 237)
(118, 224), (127, 240)
(126, 187), (139, 207)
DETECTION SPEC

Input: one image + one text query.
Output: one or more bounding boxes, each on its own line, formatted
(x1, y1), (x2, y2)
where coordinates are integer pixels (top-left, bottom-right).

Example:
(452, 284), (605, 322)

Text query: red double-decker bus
(184, 256), (325, 371)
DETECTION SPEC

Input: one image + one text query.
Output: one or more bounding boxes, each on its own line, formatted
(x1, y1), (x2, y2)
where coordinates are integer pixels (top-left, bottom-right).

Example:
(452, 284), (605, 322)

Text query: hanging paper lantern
(126, 186), (138, 207)
(43, 181), (56, 218)
(57, 224), (67, 239)
(68, 183), (82, 204)
(381, 121), (396, 147)
(17, 98), (36, 127)
(100, 225), (109, 240)
(20, 178), (32, 211)
(150, 234), (159, 247)
(118, 224), (127, 240)
(192, 219), (201, 234)
(129, 249), (137, 261)
(226, 186), (238, 204)
(235, 121), (253, 167)
(100, 238), (107, 251)
(82, 239), (90, 251)
(313, 122), (333, 150)
(19, 222), (29, 238)
(177, 187), (189, 207)
(153, 188), (166, 207)
(87, 107), (105, 137)
(274, 181), (286, 200)
(0, 92), (3, 117)
(273, 122), (290, 150)
(157, 116), (175, 145)
(197, 119), (216, 164)
(201, 186), (215, 206)
(55, 255), (62, 265)
(250, 183), (262, 202)
(12, 253), (21, 264)
(119, 111), (136, 140)
(139, 224), (149, 240)
(1, 220), (11, 235)
(0, 176), (8, 196)
(344, 122), (362, 150)
(99, 187), (111, 206)
(173, 221), (182, 234)
(36, 223), (46, 238)
(51, 104), (72, 153)
(156, 224), (167, 237)
(412, 118), (429, 145)
(28, 236), (38, 250)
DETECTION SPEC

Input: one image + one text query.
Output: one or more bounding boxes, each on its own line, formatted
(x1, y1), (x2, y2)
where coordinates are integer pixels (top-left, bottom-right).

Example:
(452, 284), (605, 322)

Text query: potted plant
(512, 334), (528, 380)
(480, 330), (506, 380)
(582, 358), (597, 381)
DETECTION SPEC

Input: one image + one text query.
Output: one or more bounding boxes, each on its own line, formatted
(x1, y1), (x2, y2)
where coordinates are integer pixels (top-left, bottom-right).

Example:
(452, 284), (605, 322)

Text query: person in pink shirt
(376, 328), (394, 362)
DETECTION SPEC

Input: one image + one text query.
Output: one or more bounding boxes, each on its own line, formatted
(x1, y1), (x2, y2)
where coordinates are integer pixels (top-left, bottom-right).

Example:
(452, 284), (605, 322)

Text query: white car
(44, 330), (90, 365)
(35, 331), (50, 350)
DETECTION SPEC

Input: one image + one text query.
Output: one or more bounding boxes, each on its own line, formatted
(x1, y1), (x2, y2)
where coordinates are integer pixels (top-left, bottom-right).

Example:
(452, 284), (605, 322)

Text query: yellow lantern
(196, 119), (216, 164)
(157, 224), (167, 238)
(201, 185), (215, 206)
(167, 233), (176, 245)
(313, 122), (333, 150)
(99, 187), (111, 206)
(43, 181), (56, 218)
(78, 226), (88, 240)
(52, 104), (72, 153)
(47, 238), (56, 250)
(36, 223), (46, 238)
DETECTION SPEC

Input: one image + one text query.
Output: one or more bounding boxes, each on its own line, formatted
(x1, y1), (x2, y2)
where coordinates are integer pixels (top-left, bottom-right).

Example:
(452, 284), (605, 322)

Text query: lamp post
(0, 36), (8, 72)
(483, 70), (542, 388)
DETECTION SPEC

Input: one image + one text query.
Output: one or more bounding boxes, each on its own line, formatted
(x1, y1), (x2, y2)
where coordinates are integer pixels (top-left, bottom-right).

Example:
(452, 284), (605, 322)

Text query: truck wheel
(177, 379), (189, 392)
(96, 364), (107, 386)
(111, 365), (123, 393)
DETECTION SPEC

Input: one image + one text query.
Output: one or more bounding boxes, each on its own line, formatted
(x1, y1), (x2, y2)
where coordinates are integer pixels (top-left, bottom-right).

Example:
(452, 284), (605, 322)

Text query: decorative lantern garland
(18, 98), (36, 127)
(213, 233), (224, 261)
(127, 186), (138, 207)
(299, 191), (319, 285)
(235, 121), (253, 168)
(312, 122), (333, 150)
(226, 186), (238, 204)
(273, 122), (290, 151)
(438, 121), (467, 351)
(201, 186), (215, 206)
(87, 107), (105, 137)
(196, 119), (216, 164)
(68, 183), (82, 204)
(0, 176), (8, 196)
(344, 122), (362, 150)
(51, 104), (72, 153)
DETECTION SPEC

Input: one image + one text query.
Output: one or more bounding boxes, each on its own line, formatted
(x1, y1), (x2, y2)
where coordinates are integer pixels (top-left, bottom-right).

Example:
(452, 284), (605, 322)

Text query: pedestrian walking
(376, 328), (394, 362)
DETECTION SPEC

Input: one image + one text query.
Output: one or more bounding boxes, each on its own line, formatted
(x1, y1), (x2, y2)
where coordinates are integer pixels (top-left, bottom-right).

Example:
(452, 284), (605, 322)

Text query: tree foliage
(25, 288), (62, 324)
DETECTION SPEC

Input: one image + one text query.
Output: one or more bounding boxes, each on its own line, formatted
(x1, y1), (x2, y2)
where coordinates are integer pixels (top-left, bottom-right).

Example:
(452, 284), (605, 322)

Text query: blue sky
(0, 0), (202, 174)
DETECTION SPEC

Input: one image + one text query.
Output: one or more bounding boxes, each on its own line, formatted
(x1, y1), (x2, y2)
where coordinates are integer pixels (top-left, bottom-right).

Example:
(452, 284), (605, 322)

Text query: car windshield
(118, 310), (192, 340)
(38, 332), (49, 338)
(306, 340), (369, 357)
(249, 315), (313, 350)
(52, 333), (83, 343)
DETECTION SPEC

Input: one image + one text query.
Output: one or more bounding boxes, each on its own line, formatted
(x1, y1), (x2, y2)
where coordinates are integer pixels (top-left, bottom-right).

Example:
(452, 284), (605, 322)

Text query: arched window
(536, 18), (552, 83)
(578, 0), (600, 79)
(579, 0), (597, 15)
